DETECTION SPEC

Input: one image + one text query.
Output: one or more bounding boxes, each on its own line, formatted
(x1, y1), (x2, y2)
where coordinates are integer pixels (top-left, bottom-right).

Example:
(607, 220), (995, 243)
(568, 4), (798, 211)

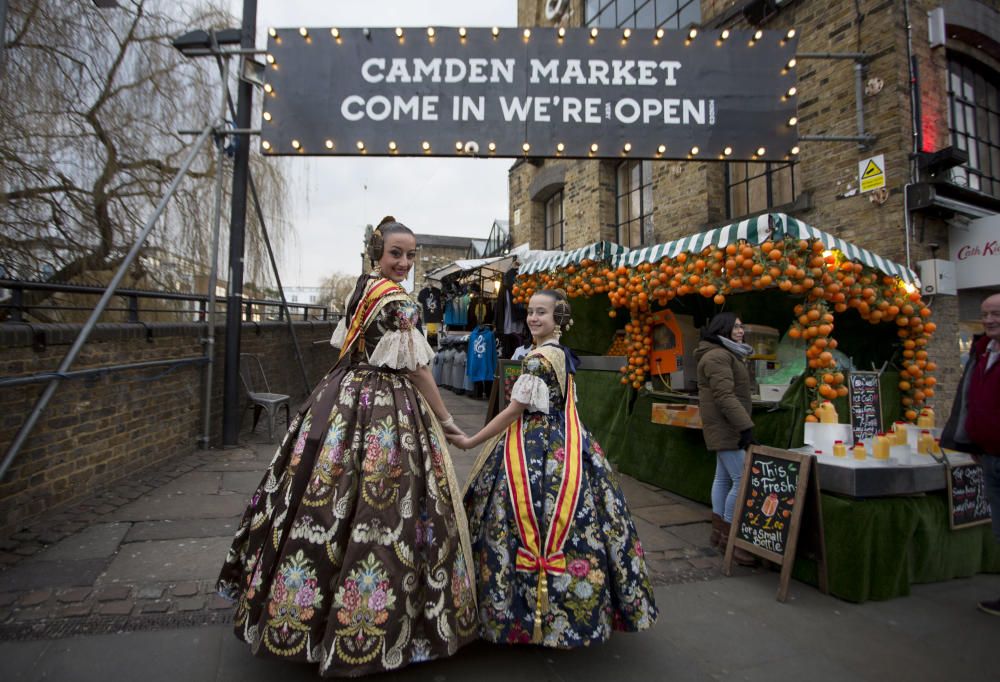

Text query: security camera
(463, 140), (479, 155)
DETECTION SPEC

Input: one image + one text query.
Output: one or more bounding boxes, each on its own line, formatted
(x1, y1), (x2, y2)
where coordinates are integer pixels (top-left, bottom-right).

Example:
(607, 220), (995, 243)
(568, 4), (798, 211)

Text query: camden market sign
(261, 27), (798, 161)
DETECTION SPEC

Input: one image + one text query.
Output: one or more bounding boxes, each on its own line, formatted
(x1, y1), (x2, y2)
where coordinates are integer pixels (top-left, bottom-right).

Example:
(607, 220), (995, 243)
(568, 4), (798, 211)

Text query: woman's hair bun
(378, 215), (396, 227)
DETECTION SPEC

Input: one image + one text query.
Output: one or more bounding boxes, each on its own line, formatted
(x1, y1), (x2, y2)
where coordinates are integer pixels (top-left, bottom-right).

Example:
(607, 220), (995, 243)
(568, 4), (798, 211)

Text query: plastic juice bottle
(853, 442), (867, 460)
(933, 437), (942, 455)
(892, 421), (908, 446)
(817, 401), (839, 424)
(917, 430), (934, 455)
(917, 406), (935, 428)
(832, 440), (846, 457)
(873, 433), (890, 460)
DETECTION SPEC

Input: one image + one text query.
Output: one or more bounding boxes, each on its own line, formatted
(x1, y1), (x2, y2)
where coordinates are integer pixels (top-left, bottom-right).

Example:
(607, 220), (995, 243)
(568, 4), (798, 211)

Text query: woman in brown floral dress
(217, 217), (478, 676)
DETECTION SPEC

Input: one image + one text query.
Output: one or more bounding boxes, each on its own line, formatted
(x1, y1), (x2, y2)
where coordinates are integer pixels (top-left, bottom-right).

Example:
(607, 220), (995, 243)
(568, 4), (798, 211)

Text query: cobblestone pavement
(0, 389), (747, 641)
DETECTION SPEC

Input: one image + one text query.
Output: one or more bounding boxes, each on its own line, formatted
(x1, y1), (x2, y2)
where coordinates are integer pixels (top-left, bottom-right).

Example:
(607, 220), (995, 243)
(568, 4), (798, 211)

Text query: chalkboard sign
(723, 445), (828, 602)
(848, 371), (883, 444)
(947, 461), (993, 529)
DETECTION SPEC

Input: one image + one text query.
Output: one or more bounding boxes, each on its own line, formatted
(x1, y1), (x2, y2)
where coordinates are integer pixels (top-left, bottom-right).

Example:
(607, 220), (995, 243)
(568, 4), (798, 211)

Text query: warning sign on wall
(858, 154), (885, 193)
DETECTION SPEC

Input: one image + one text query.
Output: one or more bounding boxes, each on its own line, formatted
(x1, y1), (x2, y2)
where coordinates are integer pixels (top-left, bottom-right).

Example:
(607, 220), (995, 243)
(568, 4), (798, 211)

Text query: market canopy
(610, 213), (921, 286)
(425, 243), (530, 282)
(519, 241), (629, 275)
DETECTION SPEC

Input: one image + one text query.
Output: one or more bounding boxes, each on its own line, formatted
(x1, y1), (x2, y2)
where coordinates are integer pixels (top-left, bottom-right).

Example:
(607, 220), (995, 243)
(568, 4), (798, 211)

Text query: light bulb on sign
(298, 27), (308, 38)
(690, 146), (699, 156)
(756, 146), (766, 156)
(459, 27), (467, 38)
(356, 141), (365, 151)
(590, 143), (599, 153)
(291, 139), (301, 150)
(788, 116), (798, 126)
(268, 27), (276, 37)
(325, 139), (334, 150)
(427, 27), (435, 38)
(623, 143), (632, 153)
(556, 142), (565, 153)
(388, 141), (397, 152)
(488, 142), (497, 152)
(657, 144), (666, 154)
(491, 27), (500, 38)
(590, 27), (598, 39)
(261, 140), (272, 151)
(330, 28), (340, 39)
(262, 111), (272, 121)
(723, 146), (733, 156)
(522, 142), (531, 153)
(791, 146), (800, 155)
(422, 141), (431, 152)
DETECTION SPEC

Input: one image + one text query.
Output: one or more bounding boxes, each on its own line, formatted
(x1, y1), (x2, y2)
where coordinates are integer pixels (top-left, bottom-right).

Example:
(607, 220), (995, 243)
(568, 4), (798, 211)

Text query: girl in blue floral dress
(447, 289), (657, 648)
(217, 218), (477, 676)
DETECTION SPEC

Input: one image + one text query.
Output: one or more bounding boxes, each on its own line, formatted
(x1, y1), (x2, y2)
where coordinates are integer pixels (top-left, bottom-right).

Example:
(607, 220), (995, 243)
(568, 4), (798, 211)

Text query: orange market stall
(515, 212), (999, 602)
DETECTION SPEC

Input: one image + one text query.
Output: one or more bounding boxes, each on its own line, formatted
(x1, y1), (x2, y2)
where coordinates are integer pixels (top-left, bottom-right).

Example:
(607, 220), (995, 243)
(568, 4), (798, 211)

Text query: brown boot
(710, 513), (724, 547)
(719, 521), (757, 566)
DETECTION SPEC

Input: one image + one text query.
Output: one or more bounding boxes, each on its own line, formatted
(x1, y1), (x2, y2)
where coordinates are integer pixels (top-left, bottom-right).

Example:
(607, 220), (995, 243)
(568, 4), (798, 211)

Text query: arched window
(726, 160), (800, 219)
(585, 0), (700, 29)
(947, 54), (1000, 198)
(616, 160), (653, 248)
(544, 191), (565, 250)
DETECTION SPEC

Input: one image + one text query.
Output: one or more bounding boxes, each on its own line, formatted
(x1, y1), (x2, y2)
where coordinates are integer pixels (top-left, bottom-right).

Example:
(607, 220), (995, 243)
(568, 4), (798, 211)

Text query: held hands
(446, 431), (474, 450)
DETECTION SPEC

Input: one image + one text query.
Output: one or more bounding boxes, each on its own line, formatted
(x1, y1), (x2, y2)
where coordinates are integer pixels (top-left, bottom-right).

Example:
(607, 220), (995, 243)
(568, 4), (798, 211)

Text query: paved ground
(0, 389), (998, 680)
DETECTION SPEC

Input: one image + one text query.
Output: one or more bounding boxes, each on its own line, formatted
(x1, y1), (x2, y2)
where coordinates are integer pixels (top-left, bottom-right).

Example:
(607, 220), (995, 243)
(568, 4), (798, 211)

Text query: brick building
(511, 0), (1000, 416)
(413, 234), (476, 284)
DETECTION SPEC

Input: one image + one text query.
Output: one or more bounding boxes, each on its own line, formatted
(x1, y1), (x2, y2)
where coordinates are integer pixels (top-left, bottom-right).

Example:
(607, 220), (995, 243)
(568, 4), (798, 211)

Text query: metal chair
(239, 353), (290, 442)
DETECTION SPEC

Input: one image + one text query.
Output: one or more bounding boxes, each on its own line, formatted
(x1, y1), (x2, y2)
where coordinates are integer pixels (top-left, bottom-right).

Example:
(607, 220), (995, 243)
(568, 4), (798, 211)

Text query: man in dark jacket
(941, 292), (1000, 616)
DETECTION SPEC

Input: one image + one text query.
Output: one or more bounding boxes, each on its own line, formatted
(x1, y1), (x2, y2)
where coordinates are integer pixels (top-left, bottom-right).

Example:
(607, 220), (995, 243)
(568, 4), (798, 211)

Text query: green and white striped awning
(610, 213), (921, 286)
(519, 241), (629, 275)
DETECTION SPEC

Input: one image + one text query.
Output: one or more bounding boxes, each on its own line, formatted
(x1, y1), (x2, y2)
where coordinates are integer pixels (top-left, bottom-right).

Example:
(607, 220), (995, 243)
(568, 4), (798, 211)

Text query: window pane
(630, 219), (642, 248)
(678, 1), (700, 27)
(730, 183), (747, 217)
(586, 0), (601, 22)
(636, 0), (655, 27)
(747, 175), (767, 214)
(656, 0), (678, 24)
(772, 165), (794, 206)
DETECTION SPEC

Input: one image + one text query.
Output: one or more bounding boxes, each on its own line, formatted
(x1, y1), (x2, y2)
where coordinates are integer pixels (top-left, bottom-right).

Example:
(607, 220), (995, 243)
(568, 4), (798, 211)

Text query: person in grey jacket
(695, 312), (756, 566)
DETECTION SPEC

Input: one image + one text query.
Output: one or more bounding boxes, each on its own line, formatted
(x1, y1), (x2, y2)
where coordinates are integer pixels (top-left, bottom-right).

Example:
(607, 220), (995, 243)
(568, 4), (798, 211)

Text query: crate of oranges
(606, 330), (629, 356)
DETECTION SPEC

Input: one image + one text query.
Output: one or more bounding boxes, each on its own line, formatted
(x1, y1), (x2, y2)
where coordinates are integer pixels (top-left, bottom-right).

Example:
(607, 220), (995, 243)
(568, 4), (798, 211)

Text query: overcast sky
(234, 1), (517, 287)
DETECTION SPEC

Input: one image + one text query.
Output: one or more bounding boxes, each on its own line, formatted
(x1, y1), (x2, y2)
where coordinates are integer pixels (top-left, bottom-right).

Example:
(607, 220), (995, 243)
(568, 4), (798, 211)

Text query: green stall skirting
(574, 371), (1000, 602)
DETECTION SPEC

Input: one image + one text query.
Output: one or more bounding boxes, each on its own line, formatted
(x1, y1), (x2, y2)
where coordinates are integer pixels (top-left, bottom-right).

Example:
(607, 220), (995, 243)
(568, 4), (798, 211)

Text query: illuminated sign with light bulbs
(260, 27), (798, 160)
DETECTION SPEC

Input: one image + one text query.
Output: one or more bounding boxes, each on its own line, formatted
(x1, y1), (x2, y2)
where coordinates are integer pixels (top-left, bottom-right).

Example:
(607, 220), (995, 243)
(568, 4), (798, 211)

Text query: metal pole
(210, 50), (311, 398)
(0, 0), (8, 73)
(0, 125), (215, 481)
(854, 61), (868, 150)
(200, 50), (228, 450)
(221, 0), (258, 446)
(248, 172), (311, 395)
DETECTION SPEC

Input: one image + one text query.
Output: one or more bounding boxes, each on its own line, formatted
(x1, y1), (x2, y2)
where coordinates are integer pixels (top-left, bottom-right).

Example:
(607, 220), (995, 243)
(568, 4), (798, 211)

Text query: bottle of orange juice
(917, 406), (935, 428)
(892, 421), (908, 446)
(853, 442), (867, 460)
(817, 401), (839, 424)
(832, 440), (846, 458)
(917, 430), (934, 455)
(873, 433), (890, 460)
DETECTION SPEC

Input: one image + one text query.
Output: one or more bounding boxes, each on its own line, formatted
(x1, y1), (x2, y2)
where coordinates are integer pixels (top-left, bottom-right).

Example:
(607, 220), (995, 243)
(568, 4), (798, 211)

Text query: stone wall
(0, 320), (337, 536)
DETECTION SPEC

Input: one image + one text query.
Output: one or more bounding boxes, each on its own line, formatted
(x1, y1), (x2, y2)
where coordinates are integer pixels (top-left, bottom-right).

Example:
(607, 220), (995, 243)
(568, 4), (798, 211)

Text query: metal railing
(0, 279), (333, 324)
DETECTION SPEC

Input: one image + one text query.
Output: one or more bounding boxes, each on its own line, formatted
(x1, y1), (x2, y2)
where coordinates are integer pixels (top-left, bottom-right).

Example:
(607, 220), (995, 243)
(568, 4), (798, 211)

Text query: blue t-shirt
(466, 327), (497, 382)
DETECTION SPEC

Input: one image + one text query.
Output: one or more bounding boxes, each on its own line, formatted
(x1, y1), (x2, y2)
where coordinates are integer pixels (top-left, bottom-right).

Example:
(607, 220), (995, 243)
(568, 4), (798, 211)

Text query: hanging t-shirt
(417, 286), (443, 323)
(467, 327), (497, 382)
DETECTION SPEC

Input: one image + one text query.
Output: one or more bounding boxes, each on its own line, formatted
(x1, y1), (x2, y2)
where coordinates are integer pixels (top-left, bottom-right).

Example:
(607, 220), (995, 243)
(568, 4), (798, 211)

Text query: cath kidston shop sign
(259, 26), (798, 161)
(951, 214), (1000, 289)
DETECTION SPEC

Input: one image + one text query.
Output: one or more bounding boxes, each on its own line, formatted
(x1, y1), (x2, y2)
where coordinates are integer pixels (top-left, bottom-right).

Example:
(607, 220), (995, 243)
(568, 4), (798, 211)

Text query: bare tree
(318, 272), (359, 314)
(0, 0), (289, 320)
